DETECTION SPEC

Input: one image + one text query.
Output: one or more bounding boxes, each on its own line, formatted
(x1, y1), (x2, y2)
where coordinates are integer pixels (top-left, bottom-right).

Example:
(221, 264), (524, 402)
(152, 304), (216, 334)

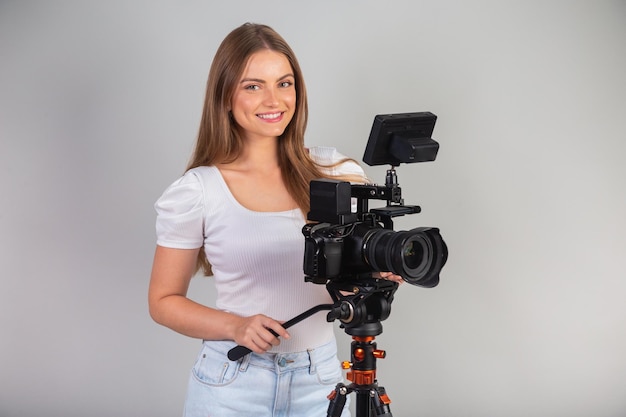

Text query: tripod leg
(370, 386), (392, 417)
(355, 391), (371, 416)
(327, 383), (349, 417)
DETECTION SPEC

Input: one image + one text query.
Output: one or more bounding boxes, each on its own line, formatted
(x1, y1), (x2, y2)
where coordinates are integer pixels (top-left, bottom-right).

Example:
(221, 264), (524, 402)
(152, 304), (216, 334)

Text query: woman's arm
(148, 245), (290, 353)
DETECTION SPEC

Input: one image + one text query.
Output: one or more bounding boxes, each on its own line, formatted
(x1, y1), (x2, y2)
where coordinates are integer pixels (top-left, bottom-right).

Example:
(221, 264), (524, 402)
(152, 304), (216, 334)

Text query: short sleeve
(154, 171), (204, 249)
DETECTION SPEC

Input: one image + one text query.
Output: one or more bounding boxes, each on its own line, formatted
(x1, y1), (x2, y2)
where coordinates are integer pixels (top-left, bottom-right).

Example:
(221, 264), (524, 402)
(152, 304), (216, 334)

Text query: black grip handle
(226, 304), (334, 362)
(227, 345), (253, 361)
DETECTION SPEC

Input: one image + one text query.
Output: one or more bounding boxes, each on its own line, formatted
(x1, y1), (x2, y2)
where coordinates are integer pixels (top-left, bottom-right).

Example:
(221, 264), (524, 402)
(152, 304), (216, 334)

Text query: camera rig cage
(308, 111), (440, 230)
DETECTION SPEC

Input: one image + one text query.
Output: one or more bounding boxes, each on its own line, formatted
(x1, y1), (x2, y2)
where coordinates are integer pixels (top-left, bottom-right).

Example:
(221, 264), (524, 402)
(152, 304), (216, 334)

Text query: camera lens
(401, 234), (429, 272)
(364, 227), (447, 287)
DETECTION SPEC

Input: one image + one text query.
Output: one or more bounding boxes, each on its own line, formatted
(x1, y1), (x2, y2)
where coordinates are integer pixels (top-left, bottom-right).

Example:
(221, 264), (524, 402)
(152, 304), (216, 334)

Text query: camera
(303, 112), (448, 288)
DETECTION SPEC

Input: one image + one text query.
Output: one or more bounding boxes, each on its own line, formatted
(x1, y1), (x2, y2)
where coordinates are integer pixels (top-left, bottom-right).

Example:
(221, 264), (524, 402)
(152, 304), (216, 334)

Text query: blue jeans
(183, 338), (351, 417)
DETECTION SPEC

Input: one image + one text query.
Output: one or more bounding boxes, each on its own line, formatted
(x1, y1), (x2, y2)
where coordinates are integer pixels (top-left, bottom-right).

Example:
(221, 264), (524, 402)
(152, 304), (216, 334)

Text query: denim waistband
(203, 338), (338, 375)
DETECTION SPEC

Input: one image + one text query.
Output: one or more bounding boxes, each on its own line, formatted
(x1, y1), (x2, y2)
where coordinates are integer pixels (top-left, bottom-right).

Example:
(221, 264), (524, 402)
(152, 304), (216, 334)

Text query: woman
(149, 22), (399, 416)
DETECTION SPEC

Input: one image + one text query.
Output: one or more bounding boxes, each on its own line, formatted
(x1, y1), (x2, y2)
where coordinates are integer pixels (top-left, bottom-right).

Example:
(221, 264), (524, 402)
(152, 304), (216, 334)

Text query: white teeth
(258, 112), (281, 119)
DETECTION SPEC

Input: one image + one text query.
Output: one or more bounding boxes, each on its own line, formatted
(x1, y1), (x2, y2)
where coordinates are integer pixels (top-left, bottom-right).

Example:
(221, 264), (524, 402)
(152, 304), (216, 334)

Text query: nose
(264, 86), (279, 107)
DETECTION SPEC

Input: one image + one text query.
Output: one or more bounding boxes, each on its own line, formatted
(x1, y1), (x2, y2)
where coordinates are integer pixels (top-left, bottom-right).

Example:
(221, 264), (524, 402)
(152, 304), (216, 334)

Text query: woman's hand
(232, 314), (291, 354)
(374, 271), (404, 284)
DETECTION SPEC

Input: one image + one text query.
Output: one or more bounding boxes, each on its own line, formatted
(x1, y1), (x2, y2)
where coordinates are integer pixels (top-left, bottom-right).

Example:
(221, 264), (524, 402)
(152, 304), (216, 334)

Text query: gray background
(1, 1), (625, 416)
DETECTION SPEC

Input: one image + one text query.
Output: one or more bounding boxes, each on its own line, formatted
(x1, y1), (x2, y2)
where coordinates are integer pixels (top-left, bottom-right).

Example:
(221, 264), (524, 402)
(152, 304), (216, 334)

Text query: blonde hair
(188, 23), (363, 275)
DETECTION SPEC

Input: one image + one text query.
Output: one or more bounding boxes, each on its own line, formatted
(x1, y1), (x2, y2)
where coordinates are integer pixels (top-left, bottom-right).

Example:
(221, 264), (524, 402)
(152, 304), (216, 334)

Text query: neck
(231, 137), (281, 172)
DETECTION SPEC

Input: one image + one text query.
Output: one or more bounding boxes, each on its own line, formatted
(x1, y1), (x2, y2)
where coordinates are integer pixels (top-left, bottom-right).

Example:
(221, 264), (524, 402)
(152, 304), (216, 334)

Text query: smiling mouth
(257, 112), (283, 121)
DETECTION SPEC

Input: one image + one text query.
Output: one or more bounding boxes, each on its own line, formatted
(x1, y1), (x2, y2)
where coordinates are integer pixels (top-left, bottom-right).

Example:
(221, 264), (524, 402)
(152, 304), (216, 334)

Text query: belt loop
(308, 348), (316, 375)
(238, 352), (251, 372)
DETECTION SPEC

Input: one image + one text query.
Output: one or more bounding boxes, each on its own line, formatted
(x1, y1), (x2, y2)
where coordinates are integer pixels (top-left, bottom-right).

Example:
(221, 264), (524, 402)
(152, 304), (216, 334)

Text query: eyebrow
(240, 73), (295, 84)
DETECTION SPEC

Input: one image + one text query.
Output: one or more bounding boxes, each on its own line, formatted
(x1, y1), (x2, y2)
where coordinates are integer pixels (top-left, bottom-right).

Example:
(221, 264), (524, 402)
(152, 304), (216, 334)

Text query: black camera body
(302, 112), (447, 288)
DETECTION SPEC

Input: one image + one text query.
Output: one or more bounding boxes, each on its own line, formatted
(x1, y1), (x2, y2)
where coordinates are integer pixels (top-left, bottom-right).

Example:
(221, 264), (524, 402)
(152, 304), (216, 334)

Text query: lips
(257, 112), (283, 121)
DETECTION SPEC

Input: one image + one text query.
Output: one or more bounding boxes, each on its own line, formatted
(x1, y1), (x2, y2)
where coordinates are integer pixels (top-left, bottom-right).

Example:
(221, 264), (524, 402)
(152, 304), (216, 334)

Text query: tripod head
(325, 276), (398, 337)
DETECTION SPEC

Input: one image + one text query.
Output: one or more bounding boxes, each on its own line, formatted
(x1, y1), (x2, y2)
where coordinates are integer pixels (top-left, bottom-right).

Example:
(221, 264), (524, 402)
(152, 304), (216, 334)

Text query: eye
(244, 84), (260, 91)
(279, 80), (294, 88)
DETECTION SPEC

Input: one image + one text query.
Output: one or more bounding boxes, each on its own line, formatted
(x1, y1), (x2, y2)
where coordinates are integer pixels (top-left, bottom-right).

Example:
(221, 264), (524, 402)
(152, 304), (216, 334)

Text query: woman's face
(230, 49), (296, 142)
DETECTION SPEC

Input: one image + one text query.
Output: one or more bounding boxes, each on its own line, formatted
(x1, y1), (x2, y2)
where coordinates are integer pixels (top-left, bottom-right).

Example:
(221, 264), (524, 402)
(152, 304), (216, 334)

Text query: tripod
(227, 277), (398, 417)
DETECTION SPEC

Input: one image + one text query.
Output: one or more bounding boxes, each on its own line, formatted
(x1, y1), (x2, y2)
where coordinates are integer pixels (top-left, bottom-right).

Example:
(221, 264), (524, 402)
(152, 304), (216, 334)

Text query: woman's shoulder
(308, 146), (367, 180)
(307, 146), (349, 164)
(155, 165), (231, 218)
(156, 166), (220, 203)
(174, 165), (227, 188)
(185, 165), (218, 178)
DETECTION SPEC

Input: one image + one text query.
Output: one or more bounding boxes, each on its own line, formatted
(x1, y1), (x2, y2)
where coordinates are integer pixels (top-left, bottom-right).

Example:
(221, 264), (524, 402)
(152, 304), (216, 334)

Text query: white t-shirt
(154, 147), (365, 352)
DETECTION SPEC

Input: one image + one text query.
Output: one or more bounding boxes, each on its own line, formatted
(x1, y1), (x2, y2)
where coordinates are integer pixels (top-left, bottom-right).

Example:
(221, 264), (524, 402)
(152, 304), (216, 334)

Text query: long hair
(188, 23), (361, 275)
